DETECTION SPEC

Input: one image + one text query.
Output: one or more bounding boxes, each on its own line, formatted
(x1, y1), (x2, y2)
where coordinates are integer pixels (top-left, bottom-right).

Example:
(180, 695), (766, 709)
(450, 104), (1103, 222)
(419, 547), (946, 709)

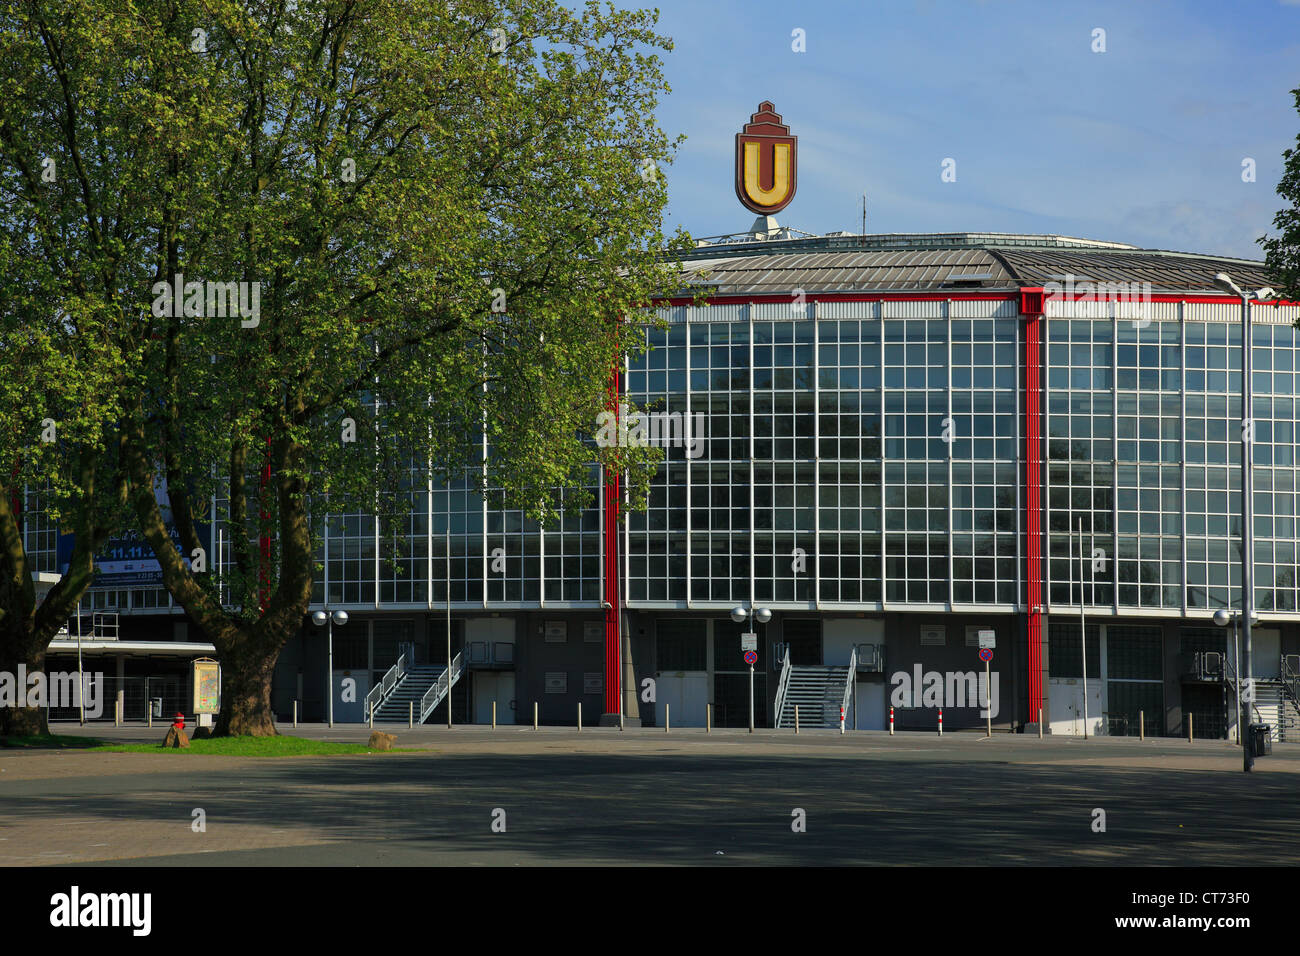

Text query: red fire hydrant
(172, 712), (186, 731)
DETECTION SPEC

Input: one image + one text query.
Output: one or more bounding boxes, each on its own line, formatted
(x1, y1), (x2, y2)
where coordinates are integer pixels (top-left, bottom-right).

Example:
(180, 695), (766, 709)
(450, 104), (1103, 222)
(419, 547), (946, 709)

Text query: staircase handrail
(364, 652), (407, 718)
(1222, 654), (1266, 726)
(420, 648), (464, 723)
(841, 645), (857, 726)
(1279, 656), (1300, 715)
(773, 648), (792, 729)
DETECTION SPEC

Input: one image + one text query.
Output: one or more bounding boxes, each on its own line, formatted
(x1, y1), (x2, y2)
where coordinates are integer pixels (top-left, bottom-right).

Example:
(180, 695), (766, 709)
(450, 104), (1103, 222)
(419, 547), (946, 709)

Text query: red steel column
(1021, 288), (1046, 727)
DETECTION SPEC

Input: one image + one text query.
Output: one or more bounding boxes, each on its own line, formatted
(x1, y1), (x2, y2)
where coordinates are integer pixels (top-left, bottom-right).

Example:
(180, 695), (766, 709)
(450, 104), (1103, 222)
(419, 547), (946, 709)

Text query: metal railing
(1221, 654), (1266, 727)
(772, 647), (791, 729)
(1279, 656), (1300, 722)
(92, 612), (119, 640)
(1184, 650), (1224, 681)
(420, 648), (464, 723)
(857, 643), (884, 673)
(363, 652), (407, 719)
(46, 675), (184, 722)
(841, 646), (857, 726)
(58, 611), (120, 642)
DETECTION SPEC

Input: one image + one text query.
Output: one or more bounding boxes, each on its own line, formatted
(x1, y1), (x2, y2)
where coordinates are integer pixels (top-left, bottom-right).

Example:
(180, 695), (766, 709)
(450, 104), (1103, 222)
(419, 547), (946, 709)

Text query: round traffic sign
(978, 647), (994, 662)
(744, 650), (758, 666)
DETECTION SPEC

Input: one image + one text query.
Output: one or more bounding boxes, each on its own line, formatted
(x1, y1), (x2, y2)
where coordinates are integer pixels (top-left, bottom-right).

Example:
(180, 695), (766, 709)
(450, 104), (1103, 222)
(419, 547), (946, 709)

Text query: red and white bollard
(839, 706), (846, 735)
(938, 708), (944, 736)
(889, 706), (894, 735)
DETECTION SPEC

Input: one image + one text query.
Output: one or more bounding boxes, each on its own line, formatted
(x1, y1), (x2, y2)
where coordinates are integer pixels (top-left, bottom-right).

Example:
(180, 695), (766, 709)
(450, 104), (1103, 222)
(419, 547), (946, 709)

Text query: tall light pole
(731, 604), (771, 732)
(312, 609), (348, 727)
(1212, 272), (1277, 771)
(75, 597), (84, 726)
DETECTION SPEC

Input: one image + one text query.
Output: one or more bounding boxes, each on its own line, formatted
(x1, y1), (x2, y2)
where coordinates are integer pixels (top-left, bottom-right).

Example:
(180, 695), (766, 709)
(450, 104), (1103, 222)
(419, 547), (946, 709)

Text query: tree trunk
(0, 641), (49, 738)
(213, 638), (280, 737)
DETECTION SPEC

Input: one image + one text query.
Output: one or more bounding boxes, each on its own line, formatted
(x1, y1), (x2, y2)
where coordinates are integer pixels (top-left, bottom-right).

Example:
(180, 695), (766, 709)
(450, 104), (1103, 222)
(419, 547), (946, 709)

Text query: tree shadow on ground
(5, 752), (1298, 865)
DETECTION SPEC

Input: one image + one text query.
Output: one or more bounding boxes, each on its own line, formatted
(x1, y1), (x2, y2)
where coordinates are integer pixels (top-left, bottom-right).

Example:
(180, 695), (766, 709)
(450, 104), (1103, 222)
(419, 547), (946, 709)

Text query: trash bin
(1249, 723), (1272, 757)
(151, 698), (163, 719)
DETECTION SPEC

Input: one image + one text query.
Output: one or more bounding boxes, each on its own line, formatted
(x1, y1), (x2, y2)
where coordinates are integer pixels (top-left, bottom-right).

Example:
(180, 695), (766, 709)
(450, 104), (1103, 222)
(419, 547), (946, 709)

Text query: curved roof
(675, 232), (1273, 296)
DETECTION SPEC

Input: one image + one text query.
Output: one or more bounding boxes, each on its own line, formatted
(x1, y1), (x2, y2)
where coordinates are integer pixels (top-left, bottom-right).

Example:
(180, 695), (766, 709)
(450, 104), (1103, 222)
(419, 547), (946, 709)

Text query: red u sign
(735, 101), (798, 215)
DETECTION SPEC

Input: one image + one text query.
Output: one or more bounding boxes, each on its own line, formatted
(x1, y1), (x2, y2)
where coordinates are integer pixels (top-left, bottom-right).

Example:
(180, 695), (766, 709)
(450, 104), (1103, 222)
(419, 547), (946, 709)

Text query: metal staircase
(417, 648), (466, 723)
(373, 666), (447, 722)
(775, 648), (857, 729)
(363, 648), (467, 724)
(1218, 653), (1300, 743)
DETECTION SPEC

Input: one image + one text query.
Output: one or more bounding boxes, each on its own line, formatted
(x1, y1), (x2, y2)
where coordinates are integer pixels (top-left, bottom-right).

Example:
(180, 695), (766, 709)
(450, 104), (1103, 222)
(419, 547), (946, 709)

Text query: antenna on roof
(861, 193), (867, 236)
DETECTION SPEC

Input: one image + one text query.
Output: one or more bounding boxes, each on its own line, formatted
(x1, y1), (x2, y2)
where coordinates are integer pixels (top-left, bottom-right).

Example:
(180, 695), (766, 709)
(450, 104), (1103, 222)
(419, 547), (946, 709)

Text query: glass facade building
(32, 233), (1300, 738)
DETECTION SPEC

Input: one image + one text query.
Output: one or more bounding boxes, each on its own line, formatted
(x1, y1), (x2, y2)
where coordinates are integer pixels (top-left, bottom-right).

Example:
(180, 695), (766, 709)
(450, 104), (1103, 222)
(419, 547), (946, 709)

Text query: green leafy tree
(0, 1), (232, 735)
(116, 0), (686, 734)
(1260, 86), (1300, 301)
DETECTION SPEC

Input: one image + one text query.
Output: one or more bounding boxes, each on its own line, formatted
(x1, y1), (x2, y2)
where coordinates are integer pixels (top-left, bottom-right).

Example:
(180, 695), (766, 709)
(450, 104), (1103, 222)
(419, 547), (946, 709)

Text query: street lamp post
(731, 604), (771, 733)
(1214, 607), (1257, 746)
(1212, 272), (1276, 772)
(312, 609), (349, 727)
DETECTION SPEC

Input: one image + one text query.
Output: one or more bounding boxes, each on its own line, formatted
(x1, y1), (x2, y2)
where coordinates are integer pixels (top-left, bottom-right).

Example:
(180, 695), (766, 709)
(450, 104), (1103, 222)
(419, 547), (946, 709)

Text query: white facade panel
(1183, 302), (1239, 324)
(689, 303), (746, 323)
(817, 299), (879, 319)
(881, 299), (945, 319)
(1254, 304), (1300, 325)
(751, 300), (812, 321)
(949, 298), (1018, 318)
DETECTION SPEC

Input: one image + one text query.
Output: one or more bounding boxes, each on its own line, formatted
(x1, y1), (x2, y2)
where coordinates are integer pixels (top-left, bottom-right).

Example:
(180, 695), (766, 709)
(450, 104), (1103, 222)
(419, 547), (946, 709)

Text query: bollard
(665, 703), (670, 733)
(533, 701), (538, 731)
(408, 700), (413, 729)
(577, 701), (582, 732)
(1038, 707), (1043, 739)
(839, 706), (845, 735)
(293, 700), (299, 728)
(795, 705), (800, 734)
(148, 706), (152, 730)
(115, 698), (120, 728)
(938, 708), (943, 736)
(368, 701), (374, 729)
(1140, 710), (1145, 740)
(889, 706), (894, 735)
(492, 700), (496, 730)
(706, 703), (711, 734)
(1187, 713), (1193, 743)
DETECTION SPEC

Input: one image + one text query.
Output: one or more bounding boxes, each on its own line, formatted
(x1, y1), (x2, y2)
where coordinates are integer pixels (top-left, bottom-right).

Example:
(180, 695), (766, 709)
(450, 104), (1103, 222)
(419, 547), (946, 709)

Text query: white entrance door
(473, 671), (516, 724)
(656, 672), (708, 726)
(1048, 678), (1105, 737)
(855, 682), (886, 730)
(825, 619), (885, 729)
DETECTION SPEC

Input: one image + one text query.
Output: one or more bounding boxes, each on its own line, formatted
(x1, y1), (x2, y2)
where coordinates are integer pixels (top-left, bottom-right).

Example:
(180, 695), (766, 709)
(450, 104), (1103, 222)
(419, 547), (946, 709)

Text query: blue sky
(634, 0), (1300, 259)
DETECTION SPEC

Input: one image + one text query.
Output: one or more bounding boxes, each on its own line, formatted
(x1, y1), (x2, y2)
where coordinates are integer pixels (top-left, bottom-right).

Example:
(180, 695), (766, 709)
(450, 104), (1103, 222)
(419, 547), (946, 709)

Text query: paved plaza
(3, 725), (1298, 866)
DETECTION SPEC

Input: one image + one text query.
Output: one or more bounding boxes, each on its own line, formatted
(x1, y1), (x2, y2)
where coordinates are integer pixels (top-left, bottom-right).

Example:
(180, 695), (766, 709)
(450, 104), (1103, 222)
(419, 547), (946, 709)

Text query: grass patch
(90, 735), (411, 756)
(1, 733), (107, 749)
